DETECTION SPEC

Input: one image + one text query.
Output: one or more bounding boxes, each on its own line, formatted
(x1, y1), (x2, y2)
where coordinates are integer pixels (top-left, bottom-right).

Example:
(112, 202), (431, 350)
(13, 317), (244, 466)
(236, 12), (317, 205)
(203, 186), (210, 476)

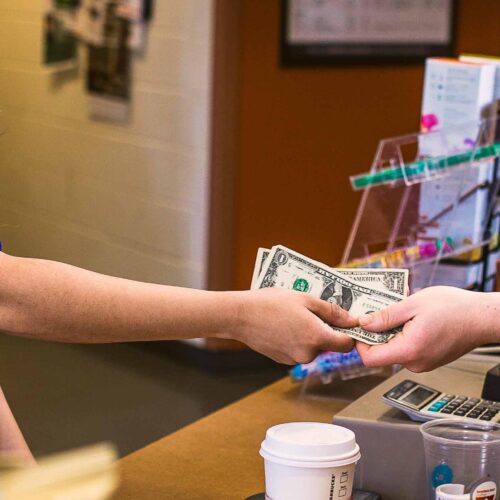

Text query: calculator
(382, 379), (500, 423)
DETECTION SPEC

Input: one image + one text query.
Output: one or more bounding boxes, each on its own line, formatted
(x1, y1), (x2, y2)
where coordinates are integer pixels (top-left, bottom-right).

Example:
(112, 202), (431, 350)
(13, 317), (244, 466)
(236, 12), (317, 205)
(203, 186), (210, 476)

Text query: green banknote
(251, 249), (408, 297)
(254, 245), (403, 345)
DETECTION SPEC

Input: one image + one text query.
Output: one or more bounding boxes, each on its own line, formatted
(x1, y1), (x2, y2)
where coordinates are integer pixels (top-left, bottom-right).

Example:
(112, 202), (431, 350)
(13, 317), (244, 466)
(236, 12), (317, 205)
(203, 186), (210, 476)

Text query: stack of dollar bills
(250, 245), (409, 345)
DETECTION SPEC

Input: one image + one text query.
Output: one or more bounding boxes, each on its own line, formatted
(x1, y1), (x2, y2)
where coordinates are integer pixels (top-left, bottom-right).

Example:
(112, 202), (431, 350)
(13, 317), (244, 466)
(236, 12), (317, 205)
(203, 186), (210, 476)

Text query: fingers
(319, 329), (355, 353)
(356, 317), (422, 367)
(303, 297), (357, 353)
(358, 299), (414, 332)
(356, 334), (410, 367)
(307, 297), (358, 328)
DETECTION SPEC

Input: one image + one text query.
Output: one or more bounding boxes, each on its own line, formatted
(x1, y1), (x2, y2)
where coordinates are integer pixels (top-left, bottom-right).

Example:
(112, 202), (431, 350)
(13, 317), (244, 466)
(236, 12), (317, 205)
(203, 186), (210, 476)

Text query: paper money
(254, 245), (403, 345)
(251, 249), (408, 297)
(250, 247), (271, 289)
(336, 268), (408, 297)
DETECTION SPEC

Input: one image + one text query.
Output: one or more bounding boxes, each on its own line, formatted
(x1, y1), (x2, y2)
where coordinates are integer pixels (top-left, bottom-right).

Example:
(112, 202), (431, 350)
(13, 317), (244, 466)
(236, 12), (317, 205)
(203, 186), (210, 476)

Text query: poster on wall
(115, 0), (154, 51)
(43, 1), (79, 69)
(115, 0), (146, 50)
(75, 0), (109, 46)
(142, 0), (154, 22)
(52, 0), (82, 32)
(86, 1), (132, 122)
(42, 0), (155, 120)
(281, 0), (455, 66)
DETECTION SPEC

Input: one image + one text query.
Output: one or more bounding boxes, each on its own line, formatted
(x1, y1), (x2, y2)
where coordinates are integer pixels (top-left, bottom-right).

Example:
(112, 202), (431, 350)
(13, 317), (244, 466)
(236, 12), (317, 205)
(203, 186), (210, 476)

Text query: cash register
(333, 354), (499, 500)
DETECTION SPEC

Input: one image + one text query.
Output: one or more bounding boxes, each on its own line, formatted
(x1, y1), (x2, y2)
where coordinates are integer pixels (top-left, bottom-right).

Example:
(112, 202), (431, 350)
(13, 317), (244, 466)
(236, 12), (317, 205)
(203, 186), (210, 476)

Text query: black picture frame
(280, 0), (456, 67)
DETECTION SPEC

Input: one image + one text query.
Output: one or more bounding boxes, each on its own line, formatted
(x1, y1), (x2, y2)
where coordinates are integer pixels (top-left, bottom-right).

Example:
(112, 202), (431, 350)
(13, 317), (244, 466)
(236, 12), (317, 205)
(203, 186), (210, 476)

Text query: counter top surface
(116, 376), (347, 499)
(116, 355), (498, 499)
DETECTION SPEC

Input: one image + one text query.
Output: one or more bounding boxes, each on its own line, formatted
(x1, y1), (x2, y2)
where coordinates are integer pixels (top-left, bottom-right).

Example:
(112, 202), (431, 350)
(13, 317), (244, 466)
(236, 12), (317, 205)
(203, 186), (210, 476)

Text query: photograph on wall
(115, 0), (154, 51)
(46, 0), (81, 38)
(86, 0), (132, 121)
(43, 10), (78, 69)
(75, 0), (109, 46)
(142, 0), (154, 22)
(115, 0), (145, 50)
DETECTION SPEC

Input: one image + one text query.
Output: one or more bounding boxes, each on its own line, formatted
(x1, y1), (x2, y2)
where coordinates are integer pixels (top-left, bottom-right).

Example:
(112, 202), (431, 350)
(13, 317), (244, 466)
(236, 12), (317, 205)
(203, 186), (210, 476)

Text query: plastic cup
(421, 418), (500, 500)
(259, 422), (361, 500)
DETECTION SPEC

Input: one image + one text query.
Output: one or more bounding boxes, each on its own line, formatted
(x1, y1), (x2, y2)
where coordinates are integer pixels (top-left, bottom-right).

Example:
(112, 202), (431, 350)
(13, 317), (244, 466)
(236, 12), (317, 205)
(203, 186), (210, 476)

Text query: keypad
(384, 381), (500, 422)
(432, 395), (499, 420)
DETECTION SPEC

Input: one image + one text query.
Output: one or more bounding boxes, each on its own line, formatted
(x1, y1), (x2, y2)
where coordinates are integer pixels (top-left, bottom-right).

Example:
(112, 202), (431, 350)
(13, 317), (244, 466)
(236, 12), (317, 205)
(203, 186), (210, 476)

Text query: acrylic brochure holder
(342, 116), (500, 292)
(296, 117), (500, 399)
(292, 351), (396, 401)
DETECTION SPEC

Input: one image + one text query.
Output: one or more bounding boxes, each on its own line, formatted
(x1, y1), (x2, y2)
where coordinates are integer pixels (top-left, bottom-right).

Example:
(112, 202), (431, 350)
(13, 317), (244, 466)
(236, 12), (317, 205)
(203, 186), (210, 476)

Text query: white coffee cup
(435, 484), (469, 500)
(260, 422), (361, 500)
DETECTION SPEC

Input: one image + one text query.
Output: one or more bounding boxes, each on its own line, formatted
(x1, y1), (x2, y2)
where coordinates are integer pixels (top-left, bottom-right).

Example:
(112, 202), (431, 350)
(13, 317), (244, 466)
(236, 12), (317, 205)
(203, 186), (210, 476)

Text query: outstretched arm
(0, 252), (357, 364)
(0, 387), (35, 465)
(356, 286), (500, 372)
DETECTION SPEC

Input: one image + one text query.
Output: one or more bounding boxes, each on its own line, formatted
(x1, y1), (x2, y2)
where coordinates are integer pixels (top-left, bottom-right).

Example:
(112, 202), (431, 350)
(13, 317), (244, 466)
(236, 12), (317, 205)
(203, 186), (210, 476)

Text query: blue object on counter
(290, 349), (363, 381)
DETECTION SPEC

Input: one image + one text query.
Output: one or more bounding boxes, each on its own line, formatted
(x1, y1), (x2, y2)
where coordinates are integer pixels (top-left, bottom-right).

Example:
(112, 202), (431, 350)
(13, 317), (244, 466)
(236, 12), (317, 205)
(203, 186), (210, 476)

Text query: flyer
(43, 8), (78, 69)
(86, 1), (131, 121)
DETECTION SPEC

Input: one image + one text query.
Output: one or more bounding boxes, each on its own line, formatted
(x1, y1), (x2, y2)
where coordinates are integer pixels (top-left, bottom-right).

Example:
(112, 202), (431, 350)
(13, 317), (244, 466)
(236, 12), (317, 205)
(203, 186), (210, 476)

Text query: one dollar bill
(250, 248), (271, 289)
(254, 245), (403, 345)
(336, 268), (408, 297)
(251, 248), (408, 297)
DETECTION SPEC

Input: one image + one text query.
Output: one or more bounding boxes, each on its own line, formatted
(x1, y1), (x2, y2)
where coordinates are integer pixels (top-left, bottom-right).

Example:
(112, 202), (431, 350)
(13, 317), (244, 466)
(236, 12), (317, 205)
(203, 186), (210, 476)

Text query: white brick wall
(0, 0), (214, 288)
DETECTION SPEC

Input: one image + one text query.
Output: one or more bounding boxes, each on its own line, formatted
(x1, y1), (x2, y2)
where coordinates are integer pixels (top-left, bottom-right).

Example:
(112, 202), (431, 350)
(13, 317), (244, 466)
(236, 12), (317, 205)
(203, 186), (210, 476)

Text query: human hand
(356, 286), (498, 372)
(233, 288), (358, 365)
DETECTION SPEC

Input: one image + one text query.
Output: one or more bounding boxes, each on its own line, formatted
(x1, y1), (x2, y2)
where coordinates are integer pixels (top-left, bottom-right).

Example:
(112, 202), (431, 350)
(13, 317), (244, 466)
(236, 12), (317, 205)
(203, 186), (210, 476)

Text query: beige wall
(0, 0), (214, 288)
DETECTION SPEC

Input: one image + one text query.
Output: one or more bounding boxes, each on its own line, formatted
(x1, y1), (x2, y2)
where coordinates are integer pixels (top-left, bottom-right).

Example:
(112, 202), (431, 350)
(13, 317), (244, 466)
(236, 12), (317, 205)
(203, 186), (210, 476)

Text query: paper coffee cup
(435, 484), (469, 500)
(260, 422), (361, 500)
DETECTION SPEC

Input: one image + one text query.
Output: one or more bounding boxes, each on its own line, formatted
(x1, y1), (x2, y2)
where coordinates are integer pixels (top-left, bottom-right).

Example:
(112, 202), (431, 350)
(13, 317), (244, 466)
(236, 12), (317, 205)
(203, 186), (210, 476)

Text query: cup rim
(260, 445), (361, 469)
(420, 418), (500, 446)
(260, 421), (361, 468)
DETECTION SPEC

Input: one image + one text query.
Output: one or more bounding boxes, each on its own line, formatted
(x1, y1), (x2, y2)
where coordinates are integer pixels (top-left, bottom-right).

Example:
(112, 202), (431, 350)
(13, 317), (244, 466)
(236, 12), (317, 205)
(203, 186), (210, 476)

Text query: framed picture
(281, 0), (456, 66)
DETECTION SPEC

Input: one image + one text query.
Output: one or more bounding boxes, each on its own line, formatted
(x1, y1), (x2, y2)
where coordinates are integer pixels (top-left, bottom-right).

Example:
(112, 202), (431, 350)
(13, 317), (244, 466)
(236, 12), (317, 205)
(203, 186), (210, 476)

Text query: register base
(333, 356), (499, 500)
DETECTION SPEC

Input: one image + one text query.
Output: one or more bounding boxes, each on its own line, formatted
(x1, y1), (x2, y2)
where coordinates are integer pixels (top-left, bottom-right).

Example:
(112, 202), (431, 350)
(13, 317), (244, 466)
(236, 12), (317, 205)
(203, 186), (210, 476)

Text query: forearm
(0, 253), (241, 343)
(475, 291), (500, 345)
(0, 388), (35, 464)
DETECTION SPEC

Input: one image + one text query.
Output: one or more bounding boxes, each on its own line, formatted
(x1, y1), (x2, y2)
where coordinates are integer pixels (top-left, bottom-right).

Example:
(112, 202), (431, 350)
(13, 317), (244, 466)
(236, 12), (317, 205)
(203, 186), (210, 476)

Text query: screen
(401, 387), (435, 407)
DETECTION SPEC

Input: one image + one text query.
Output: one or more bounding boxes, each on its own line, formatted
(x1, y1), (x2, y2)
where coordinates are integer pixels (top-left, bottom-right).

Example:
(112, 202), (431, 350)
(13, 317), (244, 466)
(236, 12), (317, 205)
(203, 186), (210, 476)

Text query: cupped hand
(356, 286), (498, 372)
(234, 288), (358, 365)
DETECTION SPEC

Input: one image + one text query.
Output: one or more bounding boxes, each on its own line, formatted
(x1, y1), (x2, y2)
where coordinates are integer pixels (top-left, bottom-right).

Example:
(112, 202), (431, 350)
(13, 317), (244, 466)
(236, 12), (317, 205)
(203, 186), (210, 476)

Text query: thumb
(359, 299), (413, 332)
(307, 298), (358, 328)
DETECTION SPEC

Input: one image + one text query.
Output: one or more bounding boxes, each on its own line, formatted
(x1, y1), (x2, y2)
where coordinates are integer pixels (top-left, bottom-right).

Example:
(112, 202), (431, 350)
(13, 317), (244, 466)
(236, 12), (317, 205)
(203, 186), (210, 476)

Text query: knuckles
(335, 338), (355, 353)
(294, 350), (316, 365)
(330, 303), (345, 319)
(293, 338), (322, 364)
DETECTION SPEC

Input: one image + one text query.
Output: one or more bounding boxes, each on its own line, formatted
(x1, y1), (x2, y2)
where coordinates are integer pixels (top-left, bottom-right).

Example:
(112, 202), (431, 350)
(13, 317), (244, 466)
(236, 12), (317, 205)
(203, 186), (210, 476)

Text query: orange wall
(232, 0), (500, 290)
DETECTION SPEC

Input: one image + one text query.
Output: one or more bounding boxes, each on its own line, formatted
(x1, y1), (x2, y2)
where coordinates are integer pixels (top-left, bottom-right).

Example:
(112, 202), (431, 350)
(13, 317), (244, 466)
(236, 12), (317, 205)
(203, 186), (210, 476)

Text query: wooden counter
(116, 377), (348, 499)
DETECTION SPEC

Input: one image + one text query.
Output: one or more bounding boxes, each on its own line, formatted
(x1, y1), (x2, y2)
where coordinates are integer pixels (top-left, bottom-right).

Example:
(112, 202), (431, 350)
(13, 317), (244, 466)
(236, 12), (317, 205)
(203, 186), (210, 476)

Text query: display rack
(295, 116), (500, 398)
(291, 350), (396, 401)
(342, 116), (500, 292)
